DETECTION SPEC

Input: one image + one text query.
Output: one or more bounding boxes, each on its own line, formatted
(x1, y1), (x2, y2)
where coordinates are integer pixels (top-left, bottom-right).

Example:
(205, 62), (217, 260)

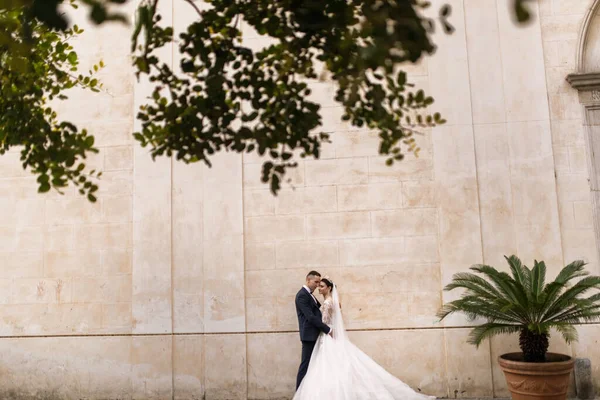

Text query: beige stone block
(173, 292), (204, 333)
(74, 223), (132, 250)
(172, 170), (203, 330)
(306, 81), (338, 107)
(45, 250), (103, 277)
(556, 39), (578, 69)
(46, 196), (102, 225)
(541, 14), (583, 42)
(426, 0), (472, 126)
(12, 278), (71, 304)
(0, 177), (38, 199)
(339, 238), (405, 266)
(0, 304), (48, 335)
(306, 211), (370, 239)
(445, 328), (493, 397)
(132, 335), (173, 399)
(0, 226), (43, 252)
(372, 208), (437, 237)
(44, 224), (75, 252)
(102, 195), (132, 223)
(553, 146), (571, 172)
(562, 228), (598, 265)
(97, 170), (133, 196)
(549, 92), (582, 121)
(497, 0), (550, 121)
(402, 181), (437, 208)
(344, 291), (440, 329)
(514, 223), (563, 276)
(245, 215), (305, 242)
(337, 183), (403, 211)
(0, 251), (43, 278)
(245, 270), (300, 299)
(203, 236), (245, 332)
(573, 201), (593, 228)
(349, 329), (447, 397)
(543, 40), (560, 68)
(245, 242), (276, 270)
(473, 124), (517, 266)
(104, 146), (133, 171)
(103, 249), (133, 275)
(0, 197), (45, 227)
(0, 335), (134, 399)
(0, 151), (32, 178)
(331, 130), (381, 158)
(556, 174), (591, 203)
(174, 335), (205, 400)
(275, 240), (339, 269)
(569, 145), (588, 172)
(244, 189), (275, 217)
(72, 275), (132, 303)
(552, 120), (585, 147)
(47, 303), (104, 334)
(132, 172), (172, 334)
(90, 121), (134, 147)
(368, 156), (433, 182)
(0, 280), (13, 305)
(204, 334), (247, 400)
(101, 303), (132, 330)
(511, 177), (559, 223)
(326, 264), (441, 295)
(558, 197), (577, 229)
(246, 297), (278, 331)
(320, 106), (354, 133)
(276, 295), (299, 331)
(305, 158), (368, 186)
(275, 185), (337, 215)
(464, 0), (505, 124)
(545, 66), (574, 94)
(247, 333), (299, 398)
(243, 161), (305, 189)
(405, 235), (440, 263)
(203, 153), (244, 240)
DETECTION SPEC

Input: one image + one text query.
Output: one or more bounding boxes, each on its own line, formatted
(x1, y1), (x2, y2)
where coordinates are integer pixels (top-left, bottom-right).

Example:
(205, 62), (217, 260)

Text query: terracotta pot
(498, 353), (574, 400)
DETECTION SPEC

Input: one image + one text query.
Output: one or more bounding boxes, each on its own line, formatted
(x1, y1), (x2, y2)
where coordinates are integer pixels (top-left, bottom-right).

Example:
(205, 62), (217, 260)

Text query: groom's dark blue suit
(295, 287), (331, 390)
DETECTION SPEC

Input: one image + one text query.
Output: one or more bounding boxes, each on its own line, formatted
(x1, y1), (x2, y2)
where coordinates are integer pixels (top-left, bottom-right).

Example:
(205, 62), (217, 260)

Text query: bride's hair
(321, 278), (334, 291)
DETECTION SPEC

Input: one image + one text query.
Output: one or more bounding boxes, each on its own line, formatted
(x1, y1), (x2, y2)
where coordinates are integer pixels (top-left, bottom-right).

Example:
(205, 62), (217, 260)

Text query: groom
(295, 270), (332, 390)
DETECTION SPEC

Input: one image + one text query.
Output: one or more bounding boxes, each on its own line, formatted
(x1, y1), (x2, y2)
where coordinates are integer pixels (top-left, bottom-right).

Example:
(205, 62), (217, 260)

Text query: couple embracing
(294, 270), (436, 400)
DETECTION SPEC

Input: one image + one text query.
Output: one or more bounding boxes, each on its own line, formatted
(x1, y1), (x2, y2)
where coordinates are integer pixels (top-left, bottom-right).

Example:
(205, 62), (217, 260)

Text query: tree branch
(183, 0), (203, 17)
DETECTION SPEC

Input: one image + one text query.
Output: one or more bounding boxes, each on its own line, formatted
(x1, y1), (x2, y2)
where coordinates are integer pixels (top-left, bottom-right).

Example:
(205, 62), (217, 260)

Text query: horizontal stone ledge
(3, 323), (600, 339)
(566, 72), (600, 91)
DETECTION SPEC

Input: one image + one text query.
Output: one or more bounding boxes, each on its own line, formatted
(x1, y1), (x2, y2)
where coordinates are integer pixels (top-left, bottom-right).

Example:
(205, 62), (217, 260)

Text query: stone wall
(0, 0), (599, 399)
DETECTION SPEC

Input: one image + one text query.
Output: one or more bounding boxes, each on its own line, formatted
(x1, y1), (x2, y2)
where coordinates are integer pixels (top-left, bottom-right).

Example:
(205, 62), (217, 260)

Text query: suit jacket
(295, 287), (331, 342)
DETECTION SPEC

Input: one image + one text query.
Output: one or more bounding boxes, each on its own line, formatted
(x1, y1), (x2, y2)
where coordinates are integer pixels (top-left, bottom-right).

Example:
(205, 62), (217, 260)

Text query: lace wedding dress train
(293, 286), (436, 400)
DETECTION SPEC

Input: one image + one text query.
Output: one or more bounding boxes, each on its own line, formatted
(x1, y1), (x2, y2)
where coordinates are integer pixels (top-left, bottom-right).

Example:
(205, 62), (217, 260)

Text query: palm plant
(438, 255), (600, 362)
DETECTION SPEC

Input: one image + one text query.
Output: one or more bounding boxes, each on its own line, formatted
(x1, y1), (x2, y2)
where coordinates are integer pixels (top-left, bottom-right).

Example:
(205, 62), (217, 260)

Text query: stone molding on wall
(566, 72), (600, 92)
(567, 0), (600, 274)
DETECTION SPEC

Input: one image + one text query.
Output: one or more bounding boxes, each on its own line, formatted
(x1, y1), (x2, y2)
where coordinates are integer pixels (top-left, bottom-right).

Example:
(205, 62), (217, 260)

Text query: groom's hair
(306, 270), (321, 279)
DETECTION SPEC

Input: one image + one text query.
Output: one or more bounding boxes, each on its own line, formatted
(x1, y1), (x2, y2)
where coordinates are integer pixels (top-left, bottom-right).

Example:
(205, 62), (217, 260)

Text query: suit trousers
(296, 340), (316, 390)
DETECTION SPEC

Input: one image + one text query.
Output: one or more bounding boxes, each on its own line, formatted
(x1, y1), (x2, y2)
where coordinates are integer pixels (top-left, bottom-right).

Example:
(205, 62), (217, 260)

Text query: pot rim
(498, 352), (575, 375)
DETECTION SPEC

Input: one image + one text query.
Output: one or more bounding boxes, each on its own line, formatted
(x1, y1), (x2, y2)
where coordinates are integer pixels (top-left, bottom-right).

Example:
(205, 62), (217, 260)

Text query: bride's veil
(331, 284), (347, 341)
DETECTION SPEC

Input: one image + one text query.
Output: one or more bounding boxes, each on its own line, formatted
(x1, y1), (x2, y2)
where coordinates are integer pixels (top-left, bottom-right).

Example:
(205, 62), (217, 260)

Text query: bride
(293, 277), (436, 400)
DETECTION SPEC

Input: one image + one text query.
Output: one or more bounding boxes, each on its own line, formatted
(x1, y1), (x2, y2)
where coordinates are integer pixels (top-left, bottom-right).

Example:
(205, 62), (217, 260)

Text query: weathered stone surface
(575, 358), (595, 400)
(0, 0), (598, 398)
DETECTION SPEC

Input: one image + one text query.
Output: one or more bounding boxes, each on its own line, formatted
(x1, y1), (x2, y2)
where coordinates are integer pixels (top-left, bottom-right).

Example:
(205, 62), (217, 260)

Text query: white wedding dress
(293, 285), (436, 400)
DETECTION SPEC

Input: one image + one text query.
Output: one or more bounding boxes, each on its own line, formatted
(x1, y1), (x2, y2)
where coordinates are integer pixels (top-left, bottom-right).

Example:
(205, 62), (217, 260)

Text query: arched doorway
(567, 0), (600, 266)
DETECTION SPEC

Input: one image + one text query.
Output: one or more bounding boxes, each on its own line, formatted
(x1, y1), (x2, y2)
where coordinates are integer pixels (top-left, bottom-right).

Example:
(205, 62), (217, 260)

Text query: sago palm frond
(438, 255), (600, 356)
(467, 323), (522, 347)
